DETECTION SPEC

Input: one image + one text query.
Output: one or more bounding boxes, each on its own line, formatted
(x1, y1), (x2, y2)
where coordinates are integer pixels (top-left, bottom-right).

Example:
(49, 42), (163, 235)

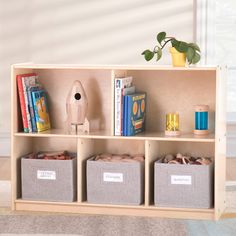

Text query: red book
(17, 73), (36, 132)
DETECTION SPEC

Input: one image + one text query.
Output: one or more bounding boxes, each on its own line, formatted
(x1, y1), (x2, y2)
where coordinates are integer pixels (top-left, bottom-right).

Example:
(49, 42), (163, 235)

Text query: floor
(0, 208), (236, 235)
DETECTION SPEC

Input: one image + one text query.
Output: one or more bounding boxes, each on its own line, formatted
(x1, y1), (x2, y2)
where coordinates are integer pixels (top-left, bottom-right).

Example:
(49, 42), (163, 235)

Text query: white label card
(37, 170), (56, 180)
(171, 175), (192, 185)
(103, 172), (123, 183)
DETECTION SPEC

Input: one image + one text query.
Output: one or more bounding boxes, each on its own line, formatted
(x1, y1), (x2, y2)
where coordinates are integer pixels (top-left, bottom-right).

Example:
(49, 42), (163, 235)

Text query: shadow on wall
(1, 0), (193, 65)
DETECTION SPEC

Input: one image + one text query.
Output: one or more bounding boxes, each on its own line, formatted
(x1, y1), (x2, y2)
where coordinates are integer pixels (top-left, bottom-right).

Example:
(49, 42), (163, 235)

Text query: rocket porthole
(74, 93), (81, 100)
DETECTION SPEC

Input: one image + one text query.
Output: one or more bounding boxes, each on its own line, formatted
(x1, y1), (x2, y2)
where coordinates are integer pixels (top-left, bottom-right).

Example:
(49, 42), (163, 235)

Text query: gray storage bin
(21, 156), (77, 202)
(154, 160), (214, 208)
(87, 157), (144, 205)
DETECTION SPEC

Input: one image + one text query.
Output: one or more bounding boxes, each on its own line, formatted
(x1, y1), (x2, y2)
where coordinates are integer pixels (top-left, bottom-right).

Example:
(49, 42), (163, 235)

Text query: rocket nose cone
(66, 80), (88, 124)
(70, 80), (84, 93)
(67, 80), (87, 100)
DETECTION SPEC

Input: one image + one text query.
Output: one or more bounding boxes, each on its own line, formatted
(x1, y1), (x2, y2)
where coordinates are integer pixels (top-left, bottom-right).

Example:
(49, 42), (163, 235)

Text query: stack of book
(17, 73), (51, 133)
(114, 77), (146, 136)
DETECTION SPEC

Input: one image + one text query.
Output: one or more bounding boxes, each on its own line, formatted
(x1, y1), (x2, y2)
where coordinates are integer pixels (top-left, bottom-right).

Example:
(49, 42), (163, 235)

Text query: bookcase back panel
(127, 70), (216, 133)
(152, 141), (215, 159)
(35, 69), (112, 133)
(93, 139), (145, 155)
(32, 137), (77, 153)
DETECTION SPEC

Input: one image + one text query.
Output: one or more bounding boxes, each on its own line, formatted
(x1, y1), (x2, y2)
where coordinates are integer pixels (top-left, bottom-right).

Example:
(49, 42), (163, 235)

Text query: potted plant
(142, 32), (201, 67)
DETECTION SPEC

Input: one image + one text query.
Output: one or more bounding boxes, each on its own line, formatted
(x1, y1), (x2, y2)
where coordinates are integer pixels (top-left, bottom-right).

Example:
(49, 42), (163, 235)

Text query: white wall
(0, 0), (194, 155)
(214, 0), (236, 157)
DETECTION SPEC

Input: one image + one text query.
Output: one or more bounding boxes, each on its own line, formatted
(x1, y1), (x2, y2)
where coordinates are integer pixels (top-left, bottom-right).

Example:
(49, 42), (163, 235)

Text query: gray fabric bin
(154, 161), (214, 208)
(21, 156), (77, 202)
(87, 157), (144, 205)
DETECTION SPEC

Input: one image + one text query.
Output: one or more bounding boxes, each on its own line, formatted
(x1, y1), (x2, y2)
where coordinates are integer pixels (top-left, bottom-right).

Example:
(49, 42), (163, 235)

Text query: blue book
(126, 93), (146, 136)
(27, 87), (40, 132)
(123, 95), (128, 136)
(122, 86), (135, 136)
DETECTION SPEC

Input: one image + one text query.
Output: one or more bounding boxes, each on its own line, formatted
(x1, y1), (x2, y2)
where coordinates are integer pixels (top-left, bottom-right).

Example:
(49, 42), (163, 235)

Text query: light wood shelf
(15, 199), (215, 220)
(11, 64), (226, 220)
(13, 63), (217, 71)
(14, 130), (215, 142)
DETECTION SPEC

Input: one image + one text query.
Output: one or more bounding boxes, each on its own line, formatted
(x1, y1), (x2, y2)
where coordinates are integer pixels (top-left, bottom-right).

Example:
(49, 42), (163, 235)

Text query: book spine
(31, 91), (40, 132)
(17, 75), (29, 132)
(22, 77), (32, 132)
(123, 95), (128, 136)
(121, 88), (125, 135)
(28, 89), (37, 132)
(114, 77), (132, 136)
(122, 95), (126, 136)
(114, 78), (122, 135)
(126, 96), (132, 136)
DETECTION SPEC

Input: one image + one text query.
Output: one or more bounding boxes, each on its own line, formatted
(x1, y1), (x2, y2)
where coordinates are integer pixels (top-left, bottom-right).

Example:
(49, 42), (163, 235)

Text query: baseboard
(0, 133), (10, 156)
(0, 180), (11, 207)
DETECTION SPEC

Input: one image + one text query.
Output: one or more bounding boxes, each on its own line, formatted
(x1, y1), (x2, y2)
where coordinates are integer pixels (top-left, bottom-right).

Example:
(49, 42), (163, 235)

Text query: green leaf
(188, 43), (201, 52)
(156, 47), (162, 61)
(186, 47), (195, 63)
(142, 49), (154, 61)
(157, 32), (166, 44)
(191, 52), (201, 64)
(171, 39), (179, 48)
(176, 41), (188, 53)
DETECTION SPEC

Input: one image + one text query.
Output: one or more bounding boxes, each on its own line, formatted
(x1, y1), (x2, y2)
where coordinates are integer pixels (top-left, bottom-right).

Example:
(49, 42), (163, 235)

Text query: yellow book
(32, 89), (51, 132)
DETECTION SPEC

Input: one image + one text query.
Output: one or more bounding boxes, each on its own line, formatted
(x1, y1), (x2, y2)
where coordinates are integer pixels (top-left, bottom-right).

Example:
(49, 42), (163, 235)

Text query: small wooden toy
(66, 80), (89, 133)
(165, 113), (181, 136)
(194, 105), (209, 135)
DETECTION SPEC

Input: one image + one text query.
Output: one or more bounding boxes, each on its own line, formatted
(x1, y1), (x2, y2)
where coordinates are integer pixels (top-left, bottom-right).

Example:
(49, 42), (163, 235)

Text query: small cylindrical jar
(194, 105), (209, 135)
(165, 113), (181, 136)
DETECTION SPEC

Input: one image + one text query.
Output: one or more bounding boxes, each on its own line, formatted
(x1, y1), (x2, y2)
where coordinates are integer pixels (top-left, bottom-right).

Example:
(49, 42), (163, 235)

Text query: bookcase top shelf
(14, 130), (215, 142)
(12, 63), (220, 71)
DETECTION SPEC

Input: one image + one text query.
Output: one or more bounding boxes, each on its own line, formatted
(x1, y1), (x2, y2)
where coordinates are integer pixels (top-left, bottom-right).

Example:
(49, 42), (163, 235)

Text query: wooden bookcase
(11, 64), (226, 220)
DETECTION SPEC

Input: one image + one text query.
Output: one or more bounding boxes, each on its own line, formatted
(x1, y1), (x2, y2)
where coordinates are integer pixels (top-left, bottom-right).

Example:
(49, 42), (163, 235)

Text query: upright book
(17, 73), (37, 133)
(122, 86), (135, 136)
(31, 89), (51, 132)
(114, 76), (132, 135)
(28, 86), (41, 132)
(22, 74), (40, 132)
(124, 92), (146, 136)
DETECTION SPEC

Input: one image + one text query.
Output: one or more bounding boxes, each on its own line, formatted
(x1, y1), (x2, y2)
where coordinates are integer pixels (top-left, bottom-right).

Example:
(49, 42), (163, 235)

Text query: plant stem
(153, 46), (159, 52)
(161, 38), (174, 49)
(153, 37), (175, 52)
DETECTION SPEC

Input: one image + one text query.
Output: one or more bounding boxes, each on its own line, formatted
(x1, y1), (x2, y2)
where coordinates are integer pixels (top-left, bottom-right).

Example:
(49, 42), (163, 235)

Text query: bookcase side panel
(11, 137), (33, 209)
(214, 66), (227, 220)
(77, 138), (95, 202)
(145, 140), (159, 206)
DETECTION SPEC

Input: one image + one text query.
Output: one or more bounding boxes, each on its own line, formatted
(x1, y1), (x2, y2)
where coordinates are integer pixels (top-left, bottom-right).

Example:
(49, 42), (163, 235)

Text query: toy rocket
(66, 80), (89, 133)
